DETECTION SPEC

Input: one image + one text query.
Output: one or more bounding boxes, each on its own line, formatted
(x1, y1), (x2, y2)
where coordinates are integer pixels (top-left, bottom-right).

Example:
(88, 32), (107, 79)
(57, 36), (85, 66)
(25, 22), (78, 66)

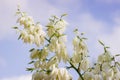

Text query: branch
(69, 61), (84, 80)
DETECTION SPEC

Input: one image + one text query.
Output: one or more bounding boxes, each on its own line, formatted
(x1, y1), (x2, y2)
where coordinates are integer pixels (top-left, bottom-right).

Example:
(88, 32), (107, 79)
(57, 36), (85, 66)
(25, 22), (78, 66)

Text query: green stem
(69, 61), (84, 80)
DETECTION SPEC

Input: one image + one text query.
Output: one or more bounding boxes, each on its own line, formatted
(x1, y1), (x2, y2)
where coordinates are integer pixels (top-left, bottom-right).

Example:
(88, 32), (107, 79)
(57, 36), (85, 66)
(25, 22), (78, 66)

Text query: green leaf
(28, 61), (35, 64)
(105, 46), (110, 49)
(81, 32), (85, 35)
(18, 34), (22, 40)
(66, 66), (72, 69)
(73, 28), (78, 32)
(98, 40), (104, 46)
(29, 48), (35, 52)
(36, 22), (40, 24)
(115, 54), (120, 56)
(61, 14), (67, 17)
(26, 68), (34, 72)
(82, 37), (87, 40)
(12, 26), (18, 29)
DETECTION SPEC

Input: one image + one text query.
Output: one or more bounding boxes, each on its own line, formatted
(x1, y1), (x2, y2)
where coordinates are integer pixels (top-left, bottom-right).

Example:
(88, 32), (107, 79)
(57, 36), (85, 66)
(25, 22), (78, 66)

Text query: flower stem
(69, 61), (84, 80)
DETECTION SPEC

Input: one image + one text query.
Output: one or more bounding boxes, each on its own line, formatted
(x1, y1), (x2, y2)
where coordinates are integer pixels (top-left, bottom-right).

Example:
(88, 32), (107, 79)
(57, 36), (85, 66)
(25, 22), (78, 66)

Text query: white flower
(102, 62), (111, 72)
(17, 11), (46, 47)
(98, 51), (112, 63)
(47, 22), (56, 37)
(17, 15), (34, 28)
(72, 36), (88, 63)
(17, 16), (26, 25)
(40, 47), (49, 59)
(34, 61), (40, 68)
(98, 54), (105, 63)
(73, 37), (88, 56)
(56, 43), (68, 62)
(72, 52), (82, 63)
(80, 58), (89, 71)
(106, 68), (114, 78)
(47, 19), (67, 37)
(55, 20), (68, 34)
(94, 74), (103, 80)
(46, 57), (58, 69)
(83, 72), (94, 80)
(32, 71), (47, 80)
(92, 64), (101, 74)
(113, 72), (120, 80)
(58, 68), (72, 80)
(30, 49), (39, 59)
(48, 37), (58, 52)
(49, 67), (72, 80)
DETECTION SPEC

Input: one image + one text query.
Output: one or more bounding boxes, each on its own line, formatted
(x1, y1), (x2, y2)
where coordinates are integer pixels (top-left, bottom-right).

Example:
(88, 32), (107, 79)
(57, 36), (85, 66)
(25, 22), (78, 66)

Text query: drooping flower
(72, 36), (88, 63)
(16, 10), (46, 47)
(49, 67), (72, 80)
(32, 71), (47, 80)
(80, 58), (89, 71)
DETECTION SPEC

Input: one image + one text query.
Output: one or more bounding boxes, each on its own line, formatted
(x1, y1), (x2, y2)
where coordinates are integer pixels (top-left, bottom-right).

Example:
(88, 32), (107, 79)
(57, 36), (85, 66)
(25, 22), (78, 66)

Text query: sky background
(0, 0), (120, 80)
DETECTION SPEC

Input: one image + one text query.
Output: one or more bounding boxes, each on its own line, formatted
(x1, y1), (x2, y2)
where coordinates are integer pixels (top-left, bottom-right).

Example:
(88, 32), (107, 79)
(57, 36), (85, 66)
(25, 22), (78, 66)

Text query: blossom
(49, 67), (72, 80)
(47, 18), (68, 37)
(94, 74), (103, 80)
(16, 11), (46, 47)
(48, 36), (68, 62)
(32, 71), (47, 80)
(80, 58), (89, 71)
(113, 72), (120, 80)
(83, 72), (94, 80)
(30, 49), (39, 59)
(72, 36), (88, 63)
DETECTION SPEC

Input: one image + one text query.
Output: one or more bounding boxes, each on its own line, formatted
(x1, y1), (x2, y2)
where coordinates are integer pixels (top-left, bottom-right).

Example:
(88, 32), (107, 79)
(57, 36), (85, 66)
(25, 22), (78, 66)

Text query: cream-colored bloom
(94, 74), (103, 80)
(73, 37), (88, 56)
(72, 36), (88, 63)
(17, 11), (46, 47)
(17, 15), (34, 28)
(107, 68), (114, 78)
(30, 49), (39, 59)
(83, 72), (94, 80)
(34, 61), (40, 68)
(102, 62), (111, 72)
(72, 52), (82, 63)
(92, 64), (101, 74)
(113, 72), (120, 80)
(48, 36), (68, 62)
(98, 51), (112, 63)
(80, 58), (89, 71)
(32, 71), (47, 80)
(55, 20), (68, 34)
(56, 43), (68, 62)
(49, 67), (72, 80)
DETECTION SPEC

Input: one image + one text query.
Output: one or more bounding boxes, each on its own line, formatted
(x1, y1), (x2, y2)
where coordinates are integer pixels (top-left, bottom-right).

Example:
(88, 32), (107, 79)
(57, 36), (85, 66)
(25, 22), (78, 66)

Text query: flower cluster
(78, 42), (120, 80)
(46, 15), (68, 62)
(32, 66), (72, 80)
(14, 8), (120, 80)
(15, 9), (46, 46)
(72, 32), (89, 71)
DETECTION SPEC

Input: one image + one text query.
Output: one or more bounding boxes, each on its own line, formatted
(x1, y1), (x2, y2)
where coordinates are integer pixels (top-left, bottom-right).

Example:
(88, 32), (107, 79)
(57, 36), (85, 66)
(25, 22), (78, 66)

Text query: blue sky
(0, 0), (120, 80)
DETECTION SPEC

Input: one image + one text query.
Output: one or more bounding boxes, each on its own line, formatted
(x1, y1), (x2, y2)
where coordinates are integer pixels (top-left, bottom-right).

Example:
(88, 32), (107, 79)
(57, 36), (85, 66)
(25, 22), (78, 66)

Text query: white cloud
(96, 0), (120, 4)
(0, 74), (31, 80)
(76, 13), (105, 33)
